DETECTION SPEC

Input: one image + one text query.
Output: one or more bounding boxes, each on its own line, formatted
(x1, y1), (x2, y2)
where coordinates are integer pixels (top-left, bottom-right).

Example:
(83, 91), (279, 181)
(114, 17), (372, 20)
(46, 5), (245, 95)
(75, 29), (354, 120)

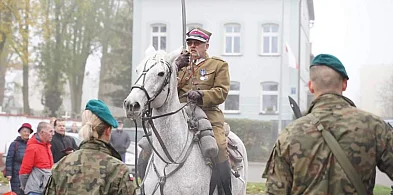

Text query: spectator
(49, 117), (56, 126)
(5, 123), (33, 195)
(51, 119), (78, 163)
(69, 122), (78, 133)
(19, 122), (54, 195)
(110, 121), (131, 162)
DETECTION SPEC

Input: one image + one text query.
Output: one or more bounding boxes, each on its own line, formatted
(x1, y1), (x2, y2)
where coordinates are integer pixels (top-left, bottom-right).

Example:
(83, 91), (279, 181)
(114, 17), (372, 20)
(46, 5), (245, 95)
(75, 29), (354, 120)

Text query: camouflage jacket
(44, 139), (136, 195)
(263, 94), (393, 195)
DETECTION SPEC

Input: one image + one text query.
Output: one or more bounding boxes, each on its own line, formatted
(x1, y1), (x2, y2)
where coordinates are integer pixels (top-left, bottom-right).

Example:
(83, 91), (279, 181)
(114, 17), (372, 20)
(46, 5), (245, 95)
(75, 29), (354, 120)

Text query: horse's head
(123, 46), (182, 118)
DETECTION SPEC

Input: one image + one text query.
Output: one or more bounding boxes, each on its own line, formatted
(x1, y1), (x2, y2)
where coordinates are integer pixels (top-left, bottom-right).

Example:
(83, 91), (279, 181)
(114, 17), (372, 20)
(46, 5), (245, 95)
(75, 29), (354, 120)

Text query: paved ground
(0, 184), (9, 193)
(0, 162), (390, 194)
(247, 162), (392, 187)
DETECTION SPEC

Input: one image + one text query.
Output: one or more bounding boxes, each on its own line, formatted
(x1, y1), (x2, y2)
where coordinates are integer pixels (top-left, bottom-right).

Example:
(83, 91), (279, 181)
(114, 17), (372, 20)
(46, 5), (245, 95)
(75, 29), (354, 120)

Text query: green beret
(311, 54), (349, 80)
(85, 99), (118, 128)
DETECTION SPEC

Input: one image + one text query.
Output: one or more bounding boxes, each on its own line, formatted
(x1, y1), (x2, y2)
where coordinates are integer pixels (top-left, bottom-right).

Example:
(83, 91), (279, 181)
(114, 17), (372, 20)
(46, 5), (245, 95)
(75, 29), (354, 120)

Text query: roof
(307, 0), (315, 21)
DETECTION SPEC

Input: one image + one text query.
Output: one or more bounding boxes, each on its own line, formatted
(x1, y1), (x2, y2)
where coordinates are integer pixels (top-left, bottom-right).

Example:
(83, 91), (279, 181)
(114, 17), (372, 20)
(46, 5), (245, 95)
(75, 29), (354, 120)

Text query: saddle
(137, 104), (244, 172)
(183, 104), (244, 170)
(223, 122), (243, 169)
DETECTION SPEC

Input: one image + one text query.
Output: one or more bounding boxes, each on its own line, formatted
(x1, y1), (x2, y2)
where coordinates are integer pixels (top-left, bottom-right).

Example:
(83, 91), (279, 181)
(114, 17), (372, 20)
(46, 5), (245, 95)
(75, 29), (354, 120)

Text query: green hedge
(123, 117), (277, 162)
(225, 118), (276, 162)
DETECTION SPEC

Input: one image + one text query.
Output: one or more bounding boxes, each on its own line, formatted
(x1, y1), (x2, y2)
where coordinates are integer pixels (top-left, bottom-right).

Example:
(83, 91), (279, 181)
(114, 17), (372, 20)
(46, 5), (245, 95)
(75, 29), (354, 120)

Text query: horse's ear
(144, 45), (156, 57)
(167, 46), (183, 64)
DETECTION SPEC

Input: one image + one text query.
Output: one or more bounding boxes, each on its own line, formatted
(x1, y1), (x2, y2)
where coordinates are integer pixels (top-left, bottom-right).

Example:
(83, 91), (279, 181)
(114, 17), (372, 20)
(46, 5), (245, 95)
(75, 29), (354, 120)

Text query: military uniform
(263, 54), (393, 194)
(136, 27), (233, 194)
(44, 139), (136, 195)
(263, 94), (393, 194)
(177, 55), (230, 162)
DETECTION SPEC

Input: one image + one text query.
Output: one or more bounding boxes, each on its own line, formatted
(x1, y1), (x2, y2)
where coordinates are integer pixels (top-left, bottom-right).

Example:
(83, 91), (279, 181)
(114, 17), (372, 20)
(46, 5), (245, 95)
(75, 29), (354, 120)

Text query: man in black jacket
(110, 121), (131, 162)
(51, 119), (79, 163)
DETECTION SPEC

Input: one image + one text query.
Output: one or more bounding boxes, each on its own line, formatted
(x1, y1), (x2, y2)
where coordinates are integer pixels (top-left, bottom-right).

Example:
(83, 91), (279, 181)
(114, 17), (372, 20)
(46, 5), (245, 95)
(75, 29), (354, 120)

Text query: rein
(129, 56), (199, 195)
(132, 102), (197, 195)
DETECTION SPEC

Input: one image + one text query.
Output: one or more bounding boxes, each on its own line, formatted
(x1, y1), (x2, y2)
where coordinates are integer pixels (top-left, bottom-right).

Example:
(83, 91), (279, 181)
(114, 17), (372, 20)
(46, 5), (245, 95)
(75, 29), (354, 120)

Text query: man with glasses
(177, 27), (232, 194)
(137, 27), (232, 194)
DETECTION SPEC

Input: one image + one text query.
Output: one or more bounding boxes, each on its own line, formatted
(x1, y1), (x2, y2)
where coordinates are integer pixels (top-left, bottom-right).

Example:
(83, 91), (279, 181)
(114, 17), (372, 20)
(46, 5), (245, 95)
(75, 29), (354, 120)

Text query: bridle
(130, 55), (196, 195)
(131, 55), (173, 110)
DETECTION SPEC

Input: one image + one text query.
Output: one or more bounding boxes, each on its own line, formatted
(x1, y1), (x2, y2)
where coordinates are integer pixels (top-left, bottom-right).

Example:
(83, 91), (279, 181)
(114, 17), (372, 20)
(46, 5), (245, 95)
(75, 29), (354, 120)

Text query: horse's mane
(136, 49), (175, 72)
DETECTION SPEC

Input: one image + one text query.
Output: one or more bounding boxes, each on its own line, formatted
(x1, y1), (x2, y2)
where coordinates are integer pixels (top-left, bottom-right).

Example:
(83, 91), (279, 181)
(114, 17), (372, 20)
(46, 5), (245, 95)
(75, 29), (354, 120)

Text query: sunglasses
(187, 41), (204, 46)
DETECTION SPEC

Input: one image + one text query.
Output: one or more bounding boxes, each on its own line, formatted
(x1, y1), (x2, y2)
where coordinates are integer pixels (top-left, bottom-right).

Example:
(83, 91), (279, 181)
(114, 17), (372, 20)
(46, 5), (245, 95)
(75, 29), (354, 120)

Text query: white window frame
(260, 82), (279, 114)
(187, 23), (203, 32)
(223, 23), (241, 55)
(220, 81), (240, 113)
(260, 23), (279, 55)
(151, 24), (167, 51)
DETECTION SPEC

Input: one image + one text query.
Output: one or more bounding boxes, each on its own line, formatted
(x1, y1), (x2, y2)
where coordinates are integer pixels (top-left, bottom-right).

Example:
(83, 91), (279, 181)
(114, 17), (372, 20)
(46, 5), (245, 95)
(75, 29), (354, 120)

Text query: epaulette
(210, 56), (225, 62)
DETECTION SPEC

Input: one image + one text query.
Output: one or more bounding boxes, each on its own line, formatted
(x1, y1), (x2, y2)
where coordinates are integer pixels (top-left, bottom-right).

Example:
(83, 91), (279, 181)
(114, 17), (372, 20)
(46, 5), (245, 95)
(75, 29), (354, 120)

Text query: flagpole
(297, 0), (302, 106)
(278, 0), (285, 134)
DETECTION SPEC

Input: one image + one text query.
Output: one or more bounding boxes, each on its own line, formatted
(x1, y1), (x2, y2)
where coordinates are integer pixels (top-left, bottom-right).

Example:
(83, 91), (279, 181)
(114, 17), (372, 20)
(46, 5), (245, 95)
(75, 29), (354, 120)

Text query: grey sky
(311, 0), (393, 105)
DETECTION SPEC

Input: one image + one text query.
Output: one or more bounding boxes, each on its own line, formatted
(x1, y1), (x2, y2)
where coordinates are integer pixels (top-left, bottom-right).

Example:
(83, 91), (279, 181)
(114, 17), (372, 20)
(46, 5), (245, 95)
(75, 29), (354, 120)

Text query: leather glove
(175, 50), (190, 71)
(187, 90), (203, 104)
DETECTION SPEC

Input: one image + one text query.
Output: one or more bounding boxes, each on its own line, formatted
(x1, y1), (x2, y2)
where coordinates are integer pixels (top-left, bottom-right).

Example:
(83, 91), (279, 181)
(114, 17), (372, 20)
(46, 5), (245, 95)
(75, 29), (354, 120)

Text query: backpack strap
(310, 115), (367, 195)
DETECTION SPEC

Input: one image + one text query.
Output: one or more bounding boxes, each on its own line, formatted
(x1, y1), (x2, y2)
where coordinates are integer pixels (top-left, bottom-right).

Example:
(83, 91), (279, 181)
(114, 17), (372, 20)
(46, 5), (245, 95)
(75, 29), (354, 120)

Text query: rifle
(288, 96), (302, 119)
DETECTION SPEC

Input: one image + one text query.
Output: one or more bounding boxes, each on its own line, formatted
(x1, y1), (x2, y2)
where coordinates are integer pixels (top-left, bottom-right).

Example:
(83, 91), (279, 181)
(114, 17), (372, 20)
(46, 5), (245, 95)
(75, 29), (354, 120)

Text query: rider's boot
(217, 160), (232, 195)
(137, 136), (153, 180)
(137, 149), (151, 180)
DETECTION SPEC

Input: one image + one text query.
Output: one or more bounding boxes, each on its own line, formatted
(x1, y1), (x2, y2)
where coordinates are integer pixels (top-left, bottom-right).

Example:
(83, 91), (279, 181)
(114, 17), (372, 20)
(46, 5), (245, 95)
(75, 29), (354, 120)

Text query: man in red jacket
(19, 121), (54, 195)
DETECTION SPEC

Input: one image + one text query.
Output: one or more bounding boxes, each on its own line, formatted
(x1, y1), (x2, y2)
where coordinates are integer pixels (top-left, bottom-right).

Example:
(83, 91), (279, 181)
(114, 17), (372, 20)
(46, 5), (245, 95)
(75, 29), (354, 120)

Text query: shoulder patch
(211, 56), (225, 62)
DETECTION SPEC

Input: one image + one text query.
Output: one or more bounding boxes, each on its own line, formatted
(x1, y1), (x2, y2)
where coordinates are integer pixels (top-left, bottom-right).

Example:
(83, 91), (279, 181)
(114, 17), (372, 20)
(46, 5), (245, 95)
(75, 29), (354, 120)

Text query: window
(151, 24), (167, 50)
(221, 81), (240, 113)
(261, 24), (279, 55)
(260, 82), (279, 114)
(187, 23), (203, 32)
(224, 24), (241, 54)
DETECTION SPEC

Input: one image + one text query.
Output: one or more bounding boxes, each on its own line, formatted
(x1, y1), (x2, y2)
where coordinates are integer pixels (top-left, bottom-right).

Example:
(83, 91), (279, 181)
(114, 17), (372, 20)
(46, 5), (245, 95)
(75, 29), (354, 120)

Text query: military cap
(85, 99), (118, 128)
(186, 27), (212, 42)
(311, 54), (349, 80)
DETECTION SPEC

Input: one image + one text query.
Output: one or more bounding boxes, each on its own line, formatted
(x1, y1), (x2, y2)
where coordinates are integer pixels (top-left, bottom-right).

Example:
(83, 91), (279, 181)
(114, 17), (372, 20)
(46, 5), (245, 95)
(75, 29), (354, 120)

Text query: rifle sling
(311, 115), (367, 195)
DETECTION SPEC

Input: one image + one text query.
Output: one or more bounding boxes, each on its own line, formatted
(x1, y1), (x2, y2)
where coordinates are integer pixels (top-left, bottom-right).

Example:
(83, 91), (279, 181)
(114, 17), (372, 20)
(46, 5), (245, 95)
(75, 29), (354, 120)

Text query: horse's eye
(158, 72), (165, 77)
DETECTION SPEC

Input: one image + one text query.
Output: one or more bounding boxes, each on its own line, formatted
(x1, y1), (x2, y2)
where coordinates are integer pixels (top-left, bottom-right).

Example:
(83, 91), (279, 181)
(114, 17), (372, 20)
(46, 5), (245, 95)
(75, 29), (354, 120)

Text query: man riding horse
(138, 27), (233, 194)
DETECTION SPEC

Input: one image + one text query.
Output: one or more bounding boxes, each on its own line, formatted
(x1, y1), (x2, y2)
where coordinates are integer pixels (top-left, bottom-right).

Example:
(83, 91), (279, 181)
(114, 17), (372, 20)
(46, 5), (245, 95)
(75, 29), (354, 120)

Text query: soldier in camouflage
(263, 54), (393, 194)
(44, 100), (136, 195)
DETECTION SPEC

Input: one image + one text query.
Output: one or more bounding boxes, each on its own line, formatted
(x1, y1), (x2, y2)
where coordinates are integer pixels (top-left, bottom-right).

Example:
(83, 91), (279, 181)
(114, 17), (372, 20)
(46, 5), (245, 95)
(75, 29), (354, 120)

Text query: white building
(132, 0), (315, 129)
(3, 64), (100, 117)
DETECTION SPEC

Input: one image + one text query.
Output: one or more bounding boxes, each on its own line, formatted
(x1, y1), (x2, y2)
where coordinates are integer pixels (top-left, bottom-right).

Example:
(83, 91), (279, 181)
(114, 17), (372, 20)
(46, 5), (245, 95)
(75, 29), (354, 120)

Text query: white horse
(124, 46), (248, 195)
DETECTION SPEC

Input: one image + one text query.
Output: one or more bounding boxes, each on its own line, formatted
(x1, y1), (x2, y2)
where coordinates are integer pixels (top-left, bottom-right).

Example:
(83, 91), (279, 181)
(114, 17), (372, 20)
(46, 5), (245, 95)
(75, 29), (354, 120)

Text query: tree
(98, 0), (133, 107)
(36, 0), (71, 117)
(64, 0), (102, 116)
(0, 6), (12, 106)
(37, 0), (103, 117)
(0, 0), (40, 115)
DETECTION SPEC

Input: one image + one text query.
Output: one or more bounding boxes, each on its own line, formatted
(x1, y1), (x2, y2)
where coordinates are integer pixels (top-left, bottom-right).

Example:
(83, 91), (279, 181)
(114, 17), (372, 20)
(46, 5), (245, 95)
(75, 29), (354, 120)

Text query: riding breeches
(212, 123), (229, 163)
(138, 123), (229, 163)
(138, 108), (229, 163)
